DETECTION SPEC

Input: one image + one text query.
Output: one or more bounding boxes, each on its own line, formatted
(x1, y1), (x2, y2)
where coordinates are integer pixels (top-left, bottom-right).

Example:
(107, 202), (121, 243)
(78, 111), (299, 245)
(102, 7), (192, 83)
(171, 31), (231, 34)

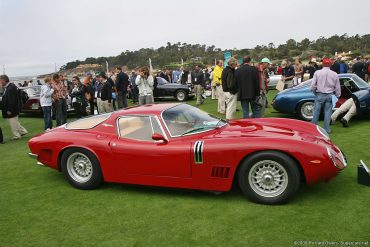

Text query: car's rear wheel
(175, 90), (188, 102)
(61, 148), (103, 189)
(297, 101), (314, 121)
(238, 151), (301, 205)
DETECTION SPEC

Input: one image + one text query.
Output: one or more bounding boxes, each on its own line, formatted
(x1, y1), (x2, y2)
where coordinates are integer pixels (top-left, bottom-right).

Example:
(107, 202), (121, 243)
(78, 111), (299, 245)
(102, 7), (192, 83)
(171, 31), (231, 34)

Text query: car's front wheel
(175, 90), (188, 102)
(238, 151), (301, 205)
(61, 148), (103, 189)
(297, 101), (314, 121)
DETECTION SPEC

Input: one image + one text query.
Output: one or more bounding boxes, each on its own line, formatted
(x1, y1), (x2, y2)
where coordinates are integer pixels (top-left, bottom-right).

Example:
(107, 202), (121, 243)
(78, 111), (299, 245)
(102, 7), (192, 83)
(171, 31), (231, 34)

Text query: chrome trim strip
(193, 142), (199, 163)
(149, 116), (155, 134)
(28, 153), (38, 159)
(200, 141), (204, 163)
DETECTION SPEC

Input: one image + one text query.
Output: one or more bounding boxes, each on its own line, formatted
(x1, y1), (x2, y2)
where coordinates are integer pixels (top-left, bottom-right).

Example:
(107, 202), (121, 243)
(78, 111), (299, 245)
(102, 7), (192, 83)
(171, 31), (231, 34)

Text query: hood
(217, 118), (325, 141)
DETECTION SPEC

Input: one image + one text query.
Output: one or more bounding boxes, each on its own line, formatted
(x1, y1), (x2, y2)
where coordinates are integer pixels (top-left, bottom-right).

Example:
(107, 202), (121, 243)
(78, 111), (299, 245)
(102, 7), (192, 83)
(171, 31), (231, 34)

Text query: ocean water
(9, 76), (44, 86)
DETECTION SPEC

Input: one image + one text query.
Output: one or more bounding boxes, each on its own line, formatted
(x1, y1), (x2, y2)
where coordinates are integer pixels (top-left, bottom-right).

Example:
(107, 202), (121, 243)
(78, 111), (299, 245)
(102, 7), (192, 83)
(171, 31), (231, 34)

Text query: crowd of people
(0, 67), (151, 143)
(270, 56), (369, 82)
(0, 55), (369, 143)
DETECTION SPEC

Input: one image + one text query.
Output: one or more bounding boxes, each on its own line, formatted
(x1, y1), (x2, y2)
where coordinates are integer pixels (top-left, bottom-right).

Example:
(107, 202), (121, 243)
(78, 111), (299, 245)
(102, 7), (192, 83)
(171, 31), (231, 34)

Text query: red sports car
(28, 103), (347, 204)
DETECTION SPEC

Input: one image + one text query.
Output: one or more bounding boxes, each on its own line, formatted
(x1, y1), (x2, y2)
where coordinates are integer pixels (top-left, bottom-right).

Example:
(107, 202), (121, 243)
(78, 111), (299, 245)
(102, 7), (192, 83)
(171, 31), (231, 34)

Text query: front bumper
(28, 152), (45, 166)
(28, 152), (38, 159)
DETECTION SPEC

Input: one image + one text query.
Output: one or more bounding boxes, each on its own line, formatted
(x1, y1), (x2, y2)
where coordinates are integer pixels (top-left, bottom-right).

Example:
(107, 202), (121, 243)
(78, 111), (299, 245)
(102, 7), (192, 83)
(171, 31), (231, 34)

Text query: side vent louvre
(194, 141), (204, 164)
(211, 166), (230, 178)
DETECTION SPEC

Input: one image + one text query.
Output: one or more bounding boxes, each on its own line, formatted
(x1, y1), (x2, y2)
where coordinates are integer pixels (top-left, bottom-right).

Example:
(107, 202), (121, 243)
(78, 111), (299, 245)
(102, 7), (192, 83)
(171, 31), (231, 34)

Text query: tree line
(61, 33), (370, 71)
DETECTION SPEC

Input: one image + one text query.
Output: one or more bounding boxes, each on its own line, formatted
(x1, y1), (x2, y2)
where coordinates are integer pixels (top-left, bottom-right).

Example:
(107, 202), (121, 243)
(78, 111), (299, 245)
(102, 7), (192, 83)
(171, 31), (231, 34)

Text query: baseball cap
(96, 71), (106, 77)
(261, 58), (272, 64)
(322, 58), (332, 66)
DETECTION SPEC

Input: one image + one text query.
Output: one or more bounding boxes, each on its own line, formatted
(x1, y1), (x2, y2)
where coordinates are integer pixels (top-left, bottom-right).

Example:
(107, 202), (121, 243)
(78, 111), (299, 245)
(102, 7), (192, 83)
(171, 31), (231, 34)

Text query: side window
(118, 116), (165, 142)
(118, 116), (153, 141)
(342, 79), (357, 92)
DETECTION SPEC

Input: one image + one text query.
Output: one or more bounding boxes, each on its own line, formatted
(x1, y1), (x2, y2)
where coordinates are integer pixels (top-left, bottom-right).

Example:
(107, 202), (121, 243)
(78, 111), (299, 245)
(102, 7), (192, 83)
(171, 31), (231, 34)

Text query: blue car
(272, 74), (370, 121)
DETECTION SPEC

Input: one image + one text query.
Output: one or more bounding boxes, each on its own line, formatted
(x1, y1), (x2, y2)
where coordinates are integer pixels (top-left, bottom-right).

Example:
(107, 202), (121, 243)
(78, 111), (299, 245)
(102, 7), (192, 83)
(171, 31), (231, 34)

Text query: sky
(0, 0), (369, 77)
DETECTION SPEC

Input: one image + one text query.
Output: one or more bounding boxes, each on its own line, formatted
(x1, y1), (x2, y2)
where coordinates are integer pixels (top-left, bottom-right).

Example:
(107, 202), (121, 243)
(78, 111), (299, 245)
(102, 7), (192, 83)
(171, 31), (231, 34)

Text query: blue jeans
(312, 93), (333, 133)
(240, 99), (261, 118)
(42, 106), (52, 130)
(55, 99), (67, 126)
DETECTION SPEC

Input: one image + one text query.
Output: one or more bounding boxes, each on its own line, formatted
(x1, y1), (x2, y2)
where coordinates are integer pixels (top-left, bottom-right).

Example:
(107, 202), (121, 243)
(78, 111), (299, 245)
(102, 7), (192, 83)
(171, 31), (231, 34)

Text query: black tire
(238, 151), (301, 205)
(175, 90), (188, 102)
(60, 148), (103, 190)
(297, 101), (314, 121)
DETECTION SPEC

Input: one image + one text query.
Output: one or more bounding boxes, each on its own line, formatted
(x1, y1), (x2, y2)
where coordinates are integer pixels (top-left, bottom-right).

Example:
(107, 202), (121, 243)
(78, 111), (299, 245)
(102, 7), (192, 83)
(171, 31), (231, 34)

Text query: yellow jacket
(213, 65), (223, 85)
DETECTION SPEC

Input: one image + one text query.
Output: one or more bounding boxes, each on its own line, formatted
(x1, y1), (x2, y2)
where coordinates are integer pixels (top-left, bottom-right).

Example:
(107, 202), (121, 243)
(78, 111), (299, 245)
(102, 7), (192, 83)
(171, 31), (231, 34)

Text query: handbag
(276, 80), (285, 91)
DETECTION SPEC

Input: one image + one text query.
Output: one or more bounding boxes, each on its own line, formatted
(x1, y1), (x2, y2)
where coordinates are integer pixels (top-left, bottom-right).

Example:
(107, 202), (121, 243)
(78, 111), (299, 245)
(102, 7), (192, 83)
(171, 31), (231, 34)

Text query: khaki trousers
(139, 95), (154, 105)
(331, 98), (357, 122)
(99, 100), (113, 114)
(216, 86), (225, 113)
(6, 116), (28, 139)
(225, 92), (238, 120)
(194, 85), (204, 105)
(97, 98), (103, 114)
(211, 86), (218, 100)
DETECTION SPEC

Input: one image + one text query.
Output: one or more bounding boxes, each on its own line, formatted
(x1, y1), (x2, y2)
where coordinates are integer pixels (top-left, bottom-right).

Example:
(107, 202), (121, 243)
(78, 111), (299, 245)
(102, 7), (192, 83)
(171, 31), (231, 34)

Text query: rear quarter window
(65, 113), (112, 130)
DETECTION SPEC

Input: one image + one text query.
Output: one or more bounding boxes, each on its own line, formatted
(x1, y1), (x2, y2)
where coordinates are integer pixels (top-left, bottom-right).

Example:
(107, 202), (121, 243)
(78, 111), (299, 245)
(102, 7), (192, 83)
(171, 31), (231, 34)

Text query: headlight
(317, 126), (330, 139)
(326, 146), (347, 170)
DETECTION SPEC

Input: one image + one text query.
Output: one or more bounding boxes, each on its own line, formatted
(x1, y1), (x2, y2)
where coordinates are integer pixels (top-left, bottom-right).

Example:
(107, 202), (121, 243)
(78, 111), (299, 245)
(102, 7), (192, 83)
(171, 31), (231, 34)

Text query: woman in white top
(40, 77), (54, 130)
(135, 67), (154, 105)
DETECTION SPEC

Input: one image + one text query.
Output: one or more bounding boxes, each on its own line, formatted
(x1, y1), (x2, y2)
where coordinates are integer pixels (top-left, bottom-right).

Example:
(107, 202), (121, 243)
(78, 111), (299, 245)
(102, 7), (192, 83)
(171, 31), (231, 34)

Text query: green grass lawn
(1, 91), (369, 247)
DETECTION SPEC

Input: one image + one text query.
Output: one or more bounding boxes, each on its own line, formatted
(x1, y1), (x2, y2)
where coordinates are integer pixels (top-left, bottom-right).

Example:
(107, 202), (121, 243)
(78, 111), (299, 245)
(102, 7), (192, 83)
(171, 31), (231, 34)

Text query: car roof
(114, 103), (182, 116)
(338, 73), (354, 78)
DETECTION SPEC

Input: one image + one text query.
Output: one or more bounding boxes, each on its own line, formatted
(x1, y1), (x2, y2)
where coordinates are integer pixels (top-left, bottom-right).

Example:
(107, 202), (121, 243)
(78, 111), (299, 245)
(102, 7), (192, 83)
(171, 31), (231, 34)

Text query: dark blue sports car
(272, 74), (370, 121)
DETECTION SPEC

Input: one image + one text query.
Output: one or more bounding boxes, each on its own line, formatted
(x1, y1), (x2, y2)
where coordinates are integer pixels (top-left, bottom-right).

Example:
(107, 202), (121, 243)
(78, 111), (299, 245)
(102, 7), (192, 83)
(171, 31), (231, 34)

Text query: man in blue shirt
(281, 60), (295, 89)
(172, 69), (181, 83)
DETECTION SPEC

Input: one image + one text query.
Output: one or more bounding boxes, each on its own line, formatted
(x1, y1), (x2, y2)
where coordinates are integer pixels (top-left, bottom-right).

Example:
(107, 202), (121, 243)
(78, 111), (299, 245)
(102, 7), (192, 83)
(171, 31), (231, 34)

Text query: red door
(110, 138), (191, 178)
(110, 115), (191, 178)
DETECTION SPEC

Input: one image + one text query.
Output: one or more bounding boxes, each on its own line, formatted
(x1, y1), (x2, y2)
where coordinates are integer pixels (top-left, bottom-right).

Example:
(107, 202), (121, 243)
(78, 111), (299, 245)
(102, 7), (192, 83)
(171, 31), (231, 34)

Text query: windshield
(294, 79), (312, 89)
(351, 74), (370, 89)
(162, 104), (226, 136)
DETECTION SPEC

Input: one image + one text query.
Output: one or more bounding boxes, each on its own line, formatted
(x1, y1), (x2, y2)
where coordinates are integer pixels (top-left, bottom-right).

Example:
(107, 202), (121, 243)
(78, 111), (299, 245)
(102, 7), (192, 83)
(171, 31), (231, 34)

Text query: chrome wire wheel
(300, 102), (314, 120)
(176, 91), (186, 101)
(248, 160), (288, 198)
(66, 152), (93, 183)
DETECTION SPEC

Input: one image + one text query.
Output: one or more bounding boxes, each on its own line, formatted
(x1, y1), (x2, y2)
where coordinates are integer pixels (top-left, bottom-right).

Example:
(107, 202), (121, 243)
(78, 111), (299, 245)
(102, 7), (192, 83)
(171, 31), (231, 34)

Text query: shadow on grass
(40, 166), (348, 206)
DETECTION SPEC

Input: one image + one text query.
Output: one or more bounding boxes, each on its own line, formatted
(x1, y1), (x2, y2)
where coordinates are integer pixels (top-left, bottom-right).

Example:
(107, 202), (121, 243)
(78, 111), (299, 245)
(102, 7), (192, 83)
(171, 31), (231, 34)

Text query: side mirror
(152, 133), (168, 144)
